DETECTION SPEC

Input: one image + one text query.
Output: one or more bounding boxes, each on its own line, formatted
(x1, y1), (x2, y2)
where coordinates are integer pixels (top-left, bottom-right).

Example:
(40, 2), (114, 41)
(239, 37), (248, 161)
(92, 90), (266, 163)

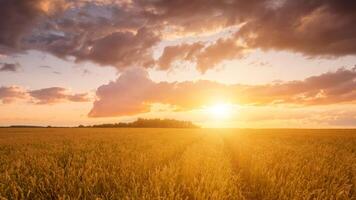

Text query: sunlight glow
(207, 103), (233, 119)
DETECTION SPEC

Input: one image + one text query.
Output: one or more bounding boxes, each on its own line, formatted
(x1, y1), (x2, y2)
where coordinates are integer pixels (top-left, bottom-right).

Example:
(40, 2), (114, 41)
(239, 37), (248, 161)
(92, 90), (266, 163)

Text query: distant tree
(84, 118), (199, 128)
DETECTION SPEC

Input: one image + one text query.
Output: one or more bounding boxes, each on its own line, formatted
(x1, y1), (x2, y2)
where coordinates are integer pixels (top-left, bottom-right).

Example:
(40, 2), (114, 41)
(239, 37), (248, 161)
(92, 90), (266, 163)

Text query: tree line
(79, 118), (200, 128)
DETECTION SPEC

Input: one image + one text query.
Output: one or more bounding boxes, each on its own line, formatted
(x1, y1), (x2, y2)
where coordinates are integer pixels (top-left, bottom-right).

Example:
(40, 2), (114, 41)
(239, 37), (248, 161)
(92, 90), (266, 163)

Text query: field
(0, 128), (355, 200)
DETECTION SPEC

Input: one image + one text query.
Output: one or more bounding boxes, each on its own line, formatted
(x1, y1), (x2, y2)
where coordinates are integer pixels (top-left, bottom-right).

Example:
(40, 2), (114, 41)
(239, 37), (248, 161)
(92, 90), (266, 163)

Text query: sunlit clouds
(2, 0), (356, 70)
(0, 0), (356, 127)
(89, 67), (356, 117)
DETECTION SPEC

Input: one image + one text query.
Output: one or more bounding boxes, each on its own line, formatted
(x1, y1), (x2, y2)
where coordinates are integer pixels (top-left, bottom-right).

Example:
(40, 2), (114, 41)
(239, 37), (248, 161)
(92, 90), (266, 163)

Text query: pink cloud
(29, 87), (91, 104)
(0, 86), (91, 104)
(0, 86), (28, 104)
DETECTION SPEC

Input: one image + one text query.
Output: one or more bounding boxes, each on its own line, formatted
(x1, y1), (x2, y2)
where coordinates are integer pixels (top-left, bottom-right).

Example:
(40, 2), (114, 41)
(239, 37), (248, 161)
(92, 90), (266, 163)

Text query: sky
(0, 0), (356, 128)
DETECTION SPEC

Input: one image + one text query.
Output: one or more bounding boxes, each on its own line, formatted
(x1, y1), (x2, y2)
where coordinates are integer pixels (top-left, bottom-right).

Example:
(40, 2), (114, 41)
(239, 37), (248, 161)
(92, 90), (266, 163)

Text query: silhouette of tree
(84, 118), (199, 128)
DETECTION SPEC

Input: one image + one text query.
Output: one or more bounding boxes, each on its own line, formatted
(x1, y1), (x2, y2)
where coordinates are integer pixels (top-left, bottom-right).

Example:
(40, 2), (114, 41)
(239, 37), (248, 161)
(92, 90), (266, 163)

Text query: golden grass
(0, 128), (355, 199)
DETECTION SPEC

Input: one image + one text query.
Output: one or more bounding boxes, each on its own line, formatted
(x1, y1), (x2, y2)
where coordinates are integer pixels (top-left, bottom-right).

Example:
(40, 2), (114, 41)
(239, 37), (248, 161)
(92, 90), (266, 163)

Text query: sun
(207, 103), (232, 119)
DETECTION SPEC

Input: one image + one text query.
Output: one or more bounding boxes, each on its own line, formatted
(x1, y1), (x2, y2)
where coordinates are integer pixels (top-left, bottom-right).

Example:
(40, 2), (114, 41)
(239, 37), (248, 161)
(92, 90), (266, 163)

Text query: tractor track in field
(222, 134), (261, 200)
(152, 132), (205, 170)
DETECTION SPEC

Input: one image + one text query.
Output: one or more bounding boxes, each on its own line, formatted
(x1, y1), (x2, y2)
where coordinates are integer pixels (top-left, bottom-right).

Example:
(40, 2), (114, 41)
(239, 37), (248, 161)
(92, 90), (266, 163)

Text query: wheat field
(0, 128), (355, 200)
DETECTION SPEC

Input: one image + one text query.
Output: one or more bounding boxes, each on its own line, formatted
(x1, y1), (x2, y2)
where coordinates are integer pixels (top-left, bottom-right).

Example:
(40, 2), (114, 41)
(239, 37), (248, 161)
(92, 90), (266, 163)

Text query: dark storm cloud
(1, 0), (356, 71)
(0, 63), (21, 72)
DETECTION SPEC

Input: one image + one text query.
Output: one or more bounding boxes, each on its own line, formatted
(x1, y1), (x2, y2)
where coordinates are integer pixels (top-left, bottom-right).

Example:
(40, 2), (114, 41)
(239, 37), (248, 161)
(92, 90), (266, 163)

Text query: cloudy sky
(0, 0), (355, 127)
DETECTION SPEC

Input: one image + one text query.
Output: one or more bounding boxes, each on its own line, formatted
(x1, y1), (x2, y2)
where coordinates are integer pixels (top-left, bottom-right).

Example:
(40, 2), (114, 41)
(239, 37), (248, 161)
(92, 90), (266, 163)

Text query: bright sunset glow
(0, 1), (355, 199)
(207, 103), (232, 119)
(0, 0), (355, 128)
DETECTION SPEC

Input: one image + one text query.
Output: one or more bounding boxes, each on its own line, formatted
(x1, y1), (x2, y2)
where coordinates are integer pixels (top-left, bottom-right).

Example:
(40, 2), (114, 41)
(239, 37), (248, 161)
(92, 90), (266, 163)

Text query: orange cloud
(89, 67), (356, 117)
(0, 86), (91, 104)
